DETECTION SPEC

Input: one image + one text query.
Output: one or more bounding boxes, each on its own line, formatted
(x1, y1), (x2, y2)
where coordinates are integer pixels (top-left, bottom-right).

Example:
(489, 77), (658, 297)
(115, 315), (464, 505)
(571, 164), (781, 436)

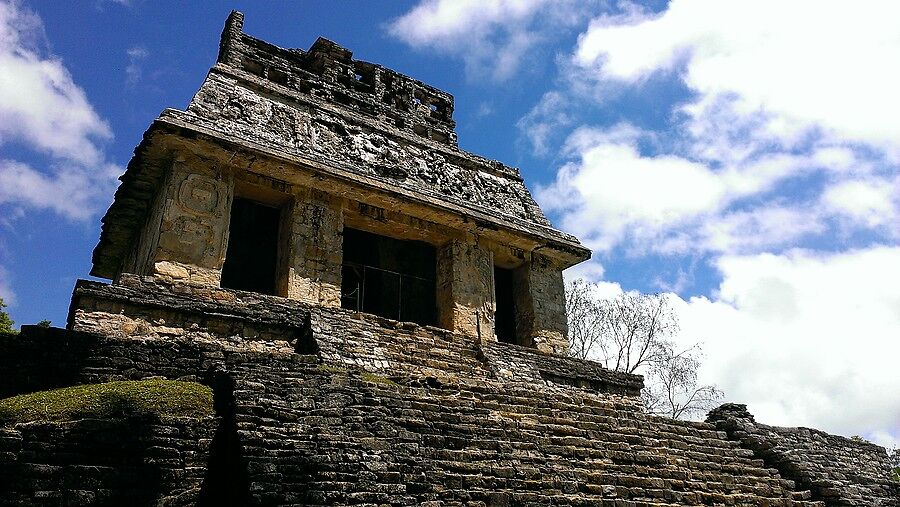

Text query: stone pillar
(515, 253), (569, 355)
(436, 240), (494, 339)
(150, 161), (232, 286)
(286, 188), (343, 306)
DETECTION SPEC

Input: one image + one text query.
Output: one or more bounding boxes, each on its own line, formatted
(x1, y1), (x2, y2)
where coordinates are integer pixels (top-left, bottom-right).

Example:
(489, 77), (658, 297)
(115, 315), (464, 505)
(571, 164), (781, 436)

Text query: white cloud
(0, 0), (119, 220)
(0, 1), (111, 164)
(575, 0), (900, 157)
(673, 247), (900, 445)
(125, 46), (148, 84)
(533, 0), (900, 261)
(0, 264), (13, 306)
(527, 0), (900, 450)
(517, 91), (573, 155)
(539, 131), (726, 251)
(697, 206), (826, 255)
(388, 0), (601, 81)
(821, 178), (899, 229)
(562, 258), (606, 284)
(536, 124), (836, 255)
(0, 159), (120, 220)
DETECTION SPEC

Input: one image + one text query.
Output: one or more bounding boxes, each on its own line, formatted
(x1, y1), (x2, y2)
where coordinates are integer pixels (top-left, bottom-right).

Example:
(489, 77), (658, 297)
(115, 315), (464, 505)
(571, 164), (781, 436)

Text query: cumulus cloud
(529, 0), (899, 447)
(539, 128), (724, 251)
(821, 178), (899, 230)
(517, 91), (574, 155)
(536, 124), (847, 255)
(673, 247), (900, 446)
(0, 159), (120, 220)
(535, 1), (900, 257)
(0, 1), (111, 164)
(388, 0), (603, 81)
(0, 0), (119, 219)
(575, 0), (900, 155)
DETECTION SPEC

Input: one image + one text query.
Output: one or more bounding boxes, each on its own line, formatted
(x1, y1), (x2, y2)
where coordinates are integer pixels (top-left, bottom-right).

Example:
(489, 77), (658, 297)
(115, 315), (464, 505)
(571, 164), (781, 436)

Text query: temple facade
(91, 11), (588, 356)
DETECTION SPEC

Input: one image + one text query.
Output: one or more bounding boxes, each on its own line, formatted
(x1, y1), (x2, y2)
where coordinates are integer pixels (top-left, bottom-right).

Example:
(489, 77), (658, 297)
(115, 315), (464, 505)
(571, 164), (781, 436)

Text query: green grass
(0, 379), (214, 425)
(360, 371), (399, 387)
(316, 363), (348, 374)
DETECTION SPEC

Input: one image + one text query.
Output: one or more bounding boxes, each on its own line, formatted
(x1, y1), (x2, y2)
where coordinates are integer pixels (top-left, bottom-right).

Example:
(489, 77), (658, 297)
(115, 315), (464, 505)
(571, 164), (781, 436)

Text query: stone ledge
(68, 276), (642, 399)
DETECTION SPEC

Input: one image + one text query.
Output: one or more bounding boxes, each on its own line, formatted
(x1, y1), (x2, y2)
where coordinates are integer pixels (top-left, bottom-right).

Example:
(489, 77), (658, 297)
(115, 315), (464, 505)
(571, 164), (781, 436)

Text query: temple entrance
(340, 227), (436, 326)
(220, 198), (281, 295)
(494, 266), (518, 344)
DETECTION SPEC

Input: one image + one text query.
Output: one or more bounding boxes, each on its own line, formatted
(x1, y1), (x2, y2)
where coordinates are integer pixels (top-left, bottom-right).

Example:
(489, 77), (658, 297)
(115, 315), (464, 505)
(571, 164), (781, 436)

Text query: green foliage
(0, 298), (14, 334)
(36, 320), (51, 328)
(0, 379), (213, 426)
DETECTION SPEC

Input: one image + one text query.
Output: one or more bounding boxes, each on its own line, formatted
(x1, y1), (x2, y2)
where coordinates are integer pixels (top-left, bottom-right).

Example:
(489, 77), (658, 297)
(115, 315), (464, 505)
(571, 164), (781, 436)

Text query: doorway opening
(340, 227), (436, 326)
(494, 266), (518, 344)
(220, 197), (281, 295)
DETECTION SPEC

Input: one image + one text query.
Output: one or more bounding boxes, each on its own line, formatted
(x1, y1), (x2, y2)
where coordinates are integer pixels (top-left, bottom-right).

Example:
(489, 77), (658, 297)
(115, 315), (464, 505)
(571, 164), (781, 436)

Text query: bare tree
(565, 279), (723, 419)
(642, 346), (724, 419)
(595, 291), (677, 374)
(565, 279), (605, 361)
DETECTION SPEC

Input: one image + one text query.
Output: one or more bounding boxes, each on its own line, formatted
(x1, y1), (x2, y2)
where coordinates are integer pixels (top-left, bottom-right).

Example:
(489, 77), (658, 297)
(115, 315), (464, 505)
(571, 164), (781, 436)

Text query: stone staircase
(5, 278), (833, 506)
(222, 350), (822, 505)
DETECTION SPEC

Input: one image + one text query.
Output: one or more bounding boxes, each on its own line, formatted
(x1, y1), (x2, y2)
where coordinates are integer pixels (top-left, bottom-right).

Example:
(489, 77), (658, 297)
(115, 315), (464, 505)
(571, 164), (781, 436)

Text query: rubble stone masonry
(4, 10), (896, 507)
(1, 277), (895, 505)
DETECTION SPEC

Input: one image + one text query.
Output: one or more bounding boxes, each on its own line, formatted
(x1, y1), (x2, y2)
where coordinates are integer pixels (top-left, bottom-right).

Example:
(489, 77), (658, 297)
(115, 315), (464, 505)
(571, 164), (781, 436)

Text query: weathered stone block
(436, 240), (494, 339)
(287, 188), (343, 306)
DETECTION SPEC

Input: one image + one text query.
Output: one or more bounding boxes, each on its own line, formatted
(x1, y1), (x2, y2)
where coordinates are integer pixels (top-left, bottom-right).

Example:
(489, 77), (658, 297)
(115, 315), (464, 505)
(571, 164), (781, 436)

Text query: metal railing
(340, 262), (435, 324)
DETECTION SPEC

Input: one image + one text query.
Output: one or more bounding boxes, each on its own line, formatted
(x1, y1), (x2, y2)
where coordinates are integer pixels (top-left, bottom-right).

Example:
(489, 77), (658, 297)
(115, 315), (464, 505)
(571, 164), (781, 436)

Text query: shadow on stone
(198, 370), (250, 507)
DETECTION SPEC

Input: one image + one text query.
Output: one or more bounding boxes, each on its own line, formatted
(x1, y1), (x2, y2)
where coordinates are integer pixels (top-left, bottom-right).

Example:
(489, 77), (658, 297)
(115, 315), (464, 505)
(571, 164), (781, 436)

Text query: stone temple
(1, 11), (897, 507)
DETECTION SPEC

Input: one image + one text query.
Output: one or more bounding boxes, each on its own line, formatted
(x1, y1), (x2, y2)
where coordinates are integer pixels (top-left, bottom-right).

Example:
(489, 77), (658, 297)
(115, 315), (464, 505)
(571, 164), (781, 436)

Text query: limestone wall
(286, 187), (343, 306)
(149, 162), (233, 286)
(436, 240), (495, 339)
(12, 278), (891, 507)
(113, 147), (571, 349)
(0, 417), (214, 507)
(513, 253), (569, 355)
(708, 403), (900, 506)
(188, 11), (554, 231)
(216, 11), (458, 148)
(10, 278), (896, 504)
(1, 277), (825, 505)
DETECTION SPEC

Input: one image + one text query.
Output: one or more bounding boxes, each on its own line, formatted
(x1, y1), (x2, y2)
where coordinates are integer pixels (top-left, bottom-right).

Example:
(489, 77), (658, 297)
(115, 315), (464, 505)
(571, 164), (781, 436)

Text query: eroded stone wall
(150, 161), (233, 286)
(0, 278), (846, 506)
(286, 187), (343, 306)
(708, 403), (900, 506)
(436, 240), (494, 339)
(0, 417), (215, 507)
(117, 152), (572, 350)
(513, 253), (569, 355)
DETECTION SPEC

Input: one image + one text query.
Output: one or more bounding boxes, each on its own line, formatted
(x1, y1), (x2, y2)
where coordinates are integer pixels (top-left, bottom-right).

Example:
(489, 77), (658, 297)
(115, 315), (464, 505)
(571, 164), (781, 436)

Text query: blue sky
(0, 1), (897, 448)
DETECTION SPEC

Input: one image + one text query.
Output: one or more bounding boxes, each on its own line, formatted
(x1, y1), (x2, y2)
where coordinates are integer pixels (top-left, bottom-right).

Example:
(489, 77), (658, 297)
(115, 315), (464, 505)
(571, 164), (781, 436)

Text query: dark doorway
(220, 198), (281, 295)
(340, 227), (436, 326)
(494, 266), (517, 344)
